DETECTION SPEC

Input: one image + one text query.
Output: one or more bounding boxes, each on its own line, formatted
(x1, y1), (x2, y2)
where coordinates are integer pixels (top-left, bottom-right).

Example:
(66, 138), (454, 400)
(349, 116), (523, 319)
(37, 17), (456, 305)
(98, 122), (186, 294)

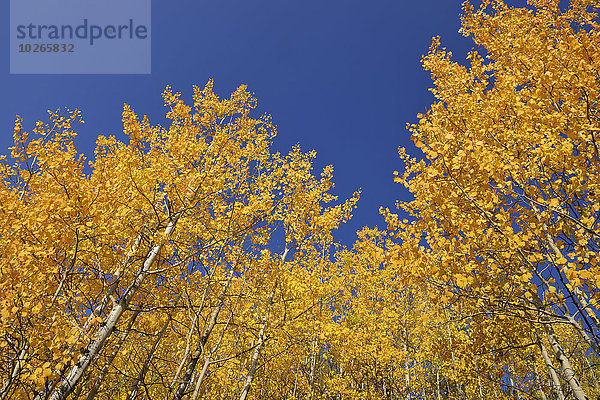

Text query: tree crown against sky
(2, 0), (600, 399)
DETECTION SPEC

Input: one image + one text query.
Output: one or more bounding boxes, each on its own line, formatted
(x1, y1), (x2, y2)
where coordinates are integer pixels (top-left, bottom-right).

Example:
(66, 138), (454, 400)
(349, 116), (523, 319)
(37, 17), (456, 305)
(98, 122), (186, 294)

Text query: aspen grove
(2, 1), (600, 399)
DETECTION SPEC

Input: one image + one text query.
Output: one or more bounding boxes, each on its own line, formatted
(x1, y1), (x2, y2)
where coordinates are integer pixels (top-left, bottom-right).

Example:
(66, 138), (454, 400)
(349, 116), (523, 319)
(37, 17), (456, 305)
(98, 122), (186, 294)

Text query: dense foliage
(1, 1), (599, 399)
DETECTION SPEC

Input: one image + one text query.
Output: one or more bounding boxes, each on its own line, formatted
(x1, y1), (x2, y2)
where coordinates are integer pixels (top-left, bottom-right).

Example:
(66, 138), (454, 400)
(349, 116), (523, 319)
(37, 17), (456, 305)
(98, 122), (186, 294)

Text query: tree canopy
(2, 1), (600, 399)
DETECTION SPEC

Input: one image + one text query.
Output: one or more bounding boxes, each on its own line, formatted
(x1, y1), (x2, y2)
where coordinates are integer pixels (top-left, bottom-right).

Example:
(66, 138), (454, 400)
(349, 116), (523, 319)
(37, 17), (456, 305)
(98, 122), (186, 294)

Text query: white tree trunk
(530, 202), (600, 329)
(538, 337), (565, 400)
(532, 358), (548, 400)
(0, 343), (29, 400)
(44, 213), (181, 400)
(544, 324), (589, 400)
(84, 309), (140, 400)
(170, 268), (235, 400)
(308, 336), (318, 400)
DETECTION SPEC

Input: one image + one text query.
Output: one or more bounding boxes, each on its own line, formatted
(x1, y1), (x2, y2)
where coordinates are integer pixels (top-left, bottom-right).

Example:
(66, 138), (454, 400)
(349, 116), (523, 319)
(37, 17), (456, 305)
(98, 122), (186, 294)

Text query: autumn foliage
(384, 0), (600, 398)
(2, 0), (600, 399)
(0, 81), (359, 400)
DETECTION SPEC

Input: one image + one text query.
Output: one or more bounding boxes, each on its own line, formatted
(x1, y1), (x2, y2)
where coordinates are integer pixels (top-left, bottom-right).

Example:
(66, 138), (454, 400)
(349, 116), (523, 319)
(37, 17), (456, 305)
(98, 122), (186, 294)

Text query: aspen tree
(384, 0), (600, 399)
(0, 81), (358, 400)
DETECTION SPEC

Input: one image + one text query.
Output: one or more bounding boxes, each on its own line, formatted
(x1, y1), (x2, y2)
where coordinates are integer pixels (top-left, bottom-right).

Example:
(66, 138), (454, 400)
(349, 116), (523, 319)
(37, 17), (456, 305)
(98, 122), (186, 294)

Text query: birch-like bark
(43, 213), (181, 400)
(532, 359), (548, 400)
(84, 309), (141, 400)
(91, 231), (144, 320)
(190, 286), (242, 400)
(164, 241), (228, 399)
(477, 375), (484, 400)
(170, 268), (235, 400)
(165, 303), (200, 399)
(509, 375), (518, 400)
(436, 369), (442, 400)
(190, 355), (211, 400)
(538, 337), (565, 400)
(544, 323), (589, 400)
(0, 343), (29, 400)
(308, 336), (318, 400)
(36, 232), (145, 400)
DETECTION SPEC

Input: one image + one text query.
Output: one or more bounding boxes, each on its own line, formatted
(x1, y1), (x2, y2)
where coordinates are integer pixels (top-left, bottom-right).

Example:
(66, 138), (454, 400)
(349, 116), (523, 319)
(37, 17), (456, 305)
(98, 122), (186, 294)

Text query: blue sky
(2, 1), (482, 246)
